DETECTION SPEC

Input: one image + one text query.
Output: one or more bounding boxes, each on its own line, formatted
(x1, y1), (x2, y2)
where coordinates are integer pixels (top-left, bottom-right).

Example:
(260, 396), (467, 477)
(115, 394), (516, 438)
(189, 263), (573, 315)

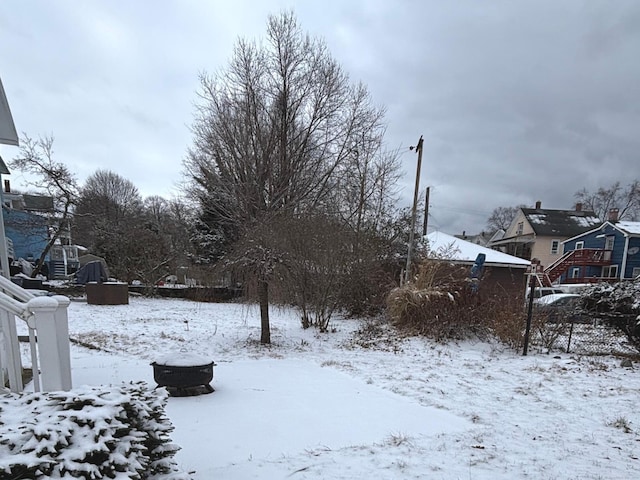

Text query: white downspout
(620, 234), (630, 280)
(62, 246), (68, 277)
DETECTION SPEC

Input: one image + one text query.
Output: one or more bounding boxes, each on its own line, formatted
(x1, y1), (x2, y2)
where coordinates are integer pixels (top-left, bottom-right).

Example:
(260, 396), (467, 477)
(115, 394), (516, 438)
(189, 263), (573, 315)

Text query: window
(632, 267), (640, 279)
(550, 240), (560, 255)
(602, 265), (618, 278)
(605, 236), (615, 251)
(571, 267), (581, 279)
(575, 241), (584, 250)
(516, 222), (524, 235)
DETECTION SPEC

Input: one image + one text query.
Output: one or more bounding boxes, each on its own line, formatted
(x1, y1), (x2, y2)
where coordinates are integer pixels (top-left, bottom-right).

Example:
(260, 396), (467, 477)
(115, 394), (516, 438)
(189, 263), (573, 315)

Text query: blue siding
(3, 209), (49, 260)
(625, 237), (640, 277)
(563, 223), (640, 280)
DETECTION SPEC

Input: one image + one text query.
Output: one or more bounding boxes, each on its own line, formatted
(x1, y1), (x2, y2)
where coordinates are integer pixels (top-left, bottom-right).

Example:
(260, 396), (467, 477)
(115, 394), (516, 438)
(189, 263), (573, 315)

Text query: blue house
(3, 208), (49, 261)
(546, 220), (640, 283)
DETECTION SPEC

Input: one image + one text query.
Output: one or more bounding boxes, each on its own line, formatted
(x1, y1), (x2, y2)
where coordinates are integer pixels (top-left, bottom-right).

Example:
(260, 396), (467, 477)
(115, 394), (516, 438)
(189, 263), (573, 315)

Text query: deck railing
(0, 275), (72, 393)
(544, 248), (612, 283)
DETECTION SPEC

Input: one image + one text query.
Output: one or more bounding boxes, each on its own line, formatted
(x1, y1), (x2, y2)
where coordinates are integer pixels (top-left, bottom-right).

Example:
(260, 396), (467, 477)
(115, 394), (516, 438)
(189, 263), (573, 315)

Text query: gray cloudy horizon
(1, 0), (638, 236)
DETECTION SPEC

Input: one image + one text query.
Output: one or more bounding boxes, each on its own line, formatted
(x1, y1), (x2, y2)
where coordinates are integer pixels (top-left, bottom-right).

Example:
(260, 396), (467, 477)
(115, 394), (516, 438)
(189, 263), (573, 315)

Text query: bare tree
(9, 134), (78, 277)
(74, 170), (174, 284)
(143, 195), (194, 280)
(486, 205), (525, 232)
(329, 140), (401, 249)
(74, 170), (142, 249)
(574, 181), (640, 221)
(184, 12), (388, 343)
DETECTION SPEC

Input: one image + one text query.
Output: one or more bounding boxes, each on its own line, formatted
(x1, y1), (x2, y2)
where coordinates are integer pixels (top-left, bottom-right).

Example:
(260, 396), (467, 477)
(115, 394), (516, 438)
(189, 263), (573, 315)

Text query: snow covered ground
(16, 296), (640, 479)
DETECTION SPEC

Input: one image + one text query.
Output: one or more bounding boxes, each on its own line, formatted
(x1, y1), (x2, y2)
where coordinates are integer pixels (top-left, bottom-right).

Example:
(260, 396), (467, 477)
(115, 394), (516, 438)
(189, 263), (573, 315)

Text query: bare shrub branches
(387, 260), (525, 346)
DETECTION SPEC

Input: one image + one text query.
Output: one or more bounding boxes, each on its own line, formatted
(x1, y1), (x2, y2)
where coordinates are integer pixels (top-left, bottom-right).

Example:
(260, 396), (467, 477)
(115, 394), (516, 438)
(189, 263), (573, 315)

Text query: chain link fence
(531, 314), (639, 357)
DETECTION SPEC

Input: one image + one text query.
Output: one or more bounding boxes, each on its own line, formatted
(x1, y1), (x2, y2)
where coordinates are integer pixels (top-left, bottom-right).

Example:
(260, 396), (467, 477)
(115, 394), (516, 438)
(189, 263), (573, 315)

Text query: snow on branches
(0, 382), (191, 480)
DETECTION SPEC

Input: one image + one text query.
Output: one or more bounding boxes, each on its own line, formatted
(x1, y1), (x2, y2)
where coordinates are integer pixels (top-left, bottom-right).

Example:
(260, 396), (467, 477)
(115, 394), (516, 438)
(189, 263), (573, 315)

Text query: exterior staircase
(543, 249), (611, 284)
(50, 260), (70, 279)
(532, 272), (554, 288)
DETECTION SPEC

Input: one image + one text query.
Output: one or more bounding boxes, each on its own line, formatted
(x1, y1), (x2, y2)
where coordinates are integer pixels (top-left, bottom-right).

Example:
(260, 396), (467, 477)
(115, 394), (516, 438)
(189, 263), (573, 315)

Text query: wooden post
(422, 186), (430, 236)
(523, 273), (536, 355)
(28, 296), (72, 391)
(52, 295), (72, 390)
(405, 135), (424, 283)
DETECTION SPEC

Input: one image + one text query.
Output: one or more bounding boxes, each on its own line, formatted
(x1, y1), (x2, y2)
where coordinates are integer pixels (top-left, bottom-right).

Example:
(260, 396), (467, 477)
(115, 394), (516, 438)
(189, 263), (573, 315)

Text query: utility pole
(404, 135), (423, 284)
(422, 186), (430, 236)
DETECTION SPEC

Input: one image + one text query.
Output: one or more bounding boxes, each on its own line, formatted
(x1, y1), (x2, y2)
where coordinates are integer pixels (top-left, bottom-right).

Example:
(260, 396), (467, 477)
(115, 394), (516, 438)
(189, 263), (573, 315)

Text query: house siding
(623, 236), (640, 278)
(530, 237), (566, 270)
(504, 211), (535, 238)
(563, 223), (640, 280)
(3, 209), (49, 260)
(496, 207), (600, 269)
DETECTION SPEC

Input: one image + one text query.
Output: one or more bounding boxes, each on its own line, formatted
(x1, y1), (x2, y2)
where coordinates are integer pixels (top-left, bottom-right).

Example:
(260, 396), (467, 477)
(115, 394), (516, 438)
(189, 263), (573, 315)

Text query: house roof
(521, 208), (601, 237)
(615, 221), (640, 235)
(0, 77), (19, 146)
(0, 154), (10, 174)
(564, 220), (640, 243)
(426, 231), (531, 268)
(488, 229), (505, 243)
(22, 194), (54, 212)
(453, 232), (491, 246)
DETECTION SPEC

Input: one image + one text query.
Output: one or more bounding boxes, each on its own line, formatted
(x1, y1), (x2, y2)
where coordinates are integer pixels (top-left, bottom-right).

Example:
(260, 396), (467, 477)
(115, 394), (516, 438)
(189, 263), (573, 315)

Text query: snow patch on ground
(13, 297), (640, 479)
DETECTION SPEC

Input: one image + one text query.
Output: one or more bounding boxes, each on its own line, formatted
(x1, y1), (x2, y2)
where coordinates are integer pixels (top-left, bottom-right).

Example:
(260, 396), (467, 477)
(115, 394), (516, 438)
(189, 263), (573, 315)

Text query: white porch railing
(0, 275), (72, 393)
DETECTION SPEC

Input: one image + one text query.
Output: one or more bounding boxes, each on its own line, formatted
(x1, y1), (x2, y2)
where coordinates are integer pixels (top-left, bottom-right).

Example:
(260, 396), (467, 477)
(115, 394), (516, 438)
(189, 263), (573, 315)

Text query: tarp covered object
(75, 260), (108, 284)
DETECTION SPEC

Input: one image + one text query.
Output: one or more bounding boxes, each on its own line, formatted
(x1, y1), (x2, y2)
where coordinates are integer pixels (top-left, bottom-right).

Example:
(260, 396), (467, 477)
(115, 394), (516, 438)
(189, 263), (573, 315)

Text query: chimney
(535, 200), (541, 209)
(575, 202), (582, 212)
(608, 208), (619, 223)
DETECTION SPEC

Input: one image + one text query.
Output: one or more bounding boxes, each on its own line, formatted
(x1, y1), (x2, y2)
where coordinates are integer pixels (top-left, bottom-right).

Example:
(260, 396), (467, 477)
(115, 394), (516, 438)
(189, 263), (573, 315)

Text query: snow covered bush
(0, 382), (191, 480)
(581, 279), (640, 352)
(581, 280), (640, 315)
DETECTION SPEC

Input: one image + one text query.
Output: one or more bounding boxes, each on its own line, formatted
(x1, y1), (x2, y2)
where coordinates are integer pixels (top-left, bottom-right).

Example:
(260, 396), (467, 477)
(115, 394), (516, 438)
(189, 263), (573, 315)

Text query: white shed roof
(426, 231), (531, 268)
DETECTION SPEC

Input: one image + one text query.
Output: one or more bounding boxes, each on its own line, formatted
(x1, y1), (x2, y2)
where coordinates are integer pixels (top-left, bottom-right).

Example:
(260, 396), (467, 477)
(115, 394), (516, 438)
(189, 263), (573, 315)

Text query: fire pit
(151, 352), (216, 396)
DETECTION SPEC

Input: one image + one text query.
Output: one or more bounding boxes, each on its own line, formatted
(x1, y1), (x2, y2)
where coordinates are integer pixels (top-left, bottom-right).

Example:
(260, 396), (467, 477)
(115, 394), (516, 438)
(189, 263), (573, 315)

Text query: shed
(426, 231), (531, 296)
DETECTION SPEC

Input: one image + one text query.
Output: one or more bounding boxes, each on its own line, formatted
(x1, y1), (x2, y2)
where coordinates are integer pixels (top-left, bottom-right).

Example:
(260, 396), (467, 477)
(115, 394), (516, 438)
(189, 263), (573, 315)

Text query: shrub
(581, 279), (640, 352)
(0, 382), (191, 480)
(387, 260), (525, 346)
(531, 309), (570, 353)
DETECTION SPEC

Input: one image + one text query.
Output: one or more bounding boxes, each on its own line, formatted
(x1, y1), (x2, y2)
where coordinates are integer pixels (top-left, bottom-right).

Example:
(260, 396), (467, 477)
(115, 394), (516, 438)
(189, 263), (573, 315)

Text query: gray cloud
(1, 0), (638, 235)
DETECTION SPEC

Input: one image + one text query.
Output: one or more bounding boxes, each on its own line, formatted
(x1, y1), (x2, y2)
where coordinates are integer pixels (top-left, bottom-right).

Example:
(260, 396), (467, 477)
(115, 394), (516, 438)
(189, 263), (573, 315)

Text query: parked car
(525, 287), (566, 305)
(535, 293), (590, 323)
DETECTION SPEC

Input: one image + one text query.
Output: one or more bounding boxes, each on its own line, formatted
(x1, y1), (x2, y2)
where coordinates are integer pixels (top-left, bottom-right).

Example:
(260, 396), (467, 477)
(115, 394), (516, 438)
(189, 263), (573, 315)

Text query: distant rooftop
(614, 221), (640, 236)
(521, 207), (600, 237)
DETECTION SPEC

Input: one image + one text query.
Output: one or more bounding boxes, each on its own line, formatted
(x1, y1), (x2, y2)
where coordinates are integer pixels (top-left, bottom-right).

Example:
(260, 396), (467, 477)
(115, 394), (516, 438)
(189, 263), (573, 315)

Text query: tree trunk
(259, 278), (271, 344)
(31, 229), (63, 278)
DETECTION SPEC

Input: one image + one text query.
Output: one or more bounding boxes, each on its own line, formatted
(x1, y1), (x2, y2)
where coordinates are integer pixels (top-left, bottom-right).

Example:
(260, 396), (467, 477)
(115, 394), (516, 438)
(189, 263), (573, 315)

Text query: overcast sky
(1, 0), (639, 235)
